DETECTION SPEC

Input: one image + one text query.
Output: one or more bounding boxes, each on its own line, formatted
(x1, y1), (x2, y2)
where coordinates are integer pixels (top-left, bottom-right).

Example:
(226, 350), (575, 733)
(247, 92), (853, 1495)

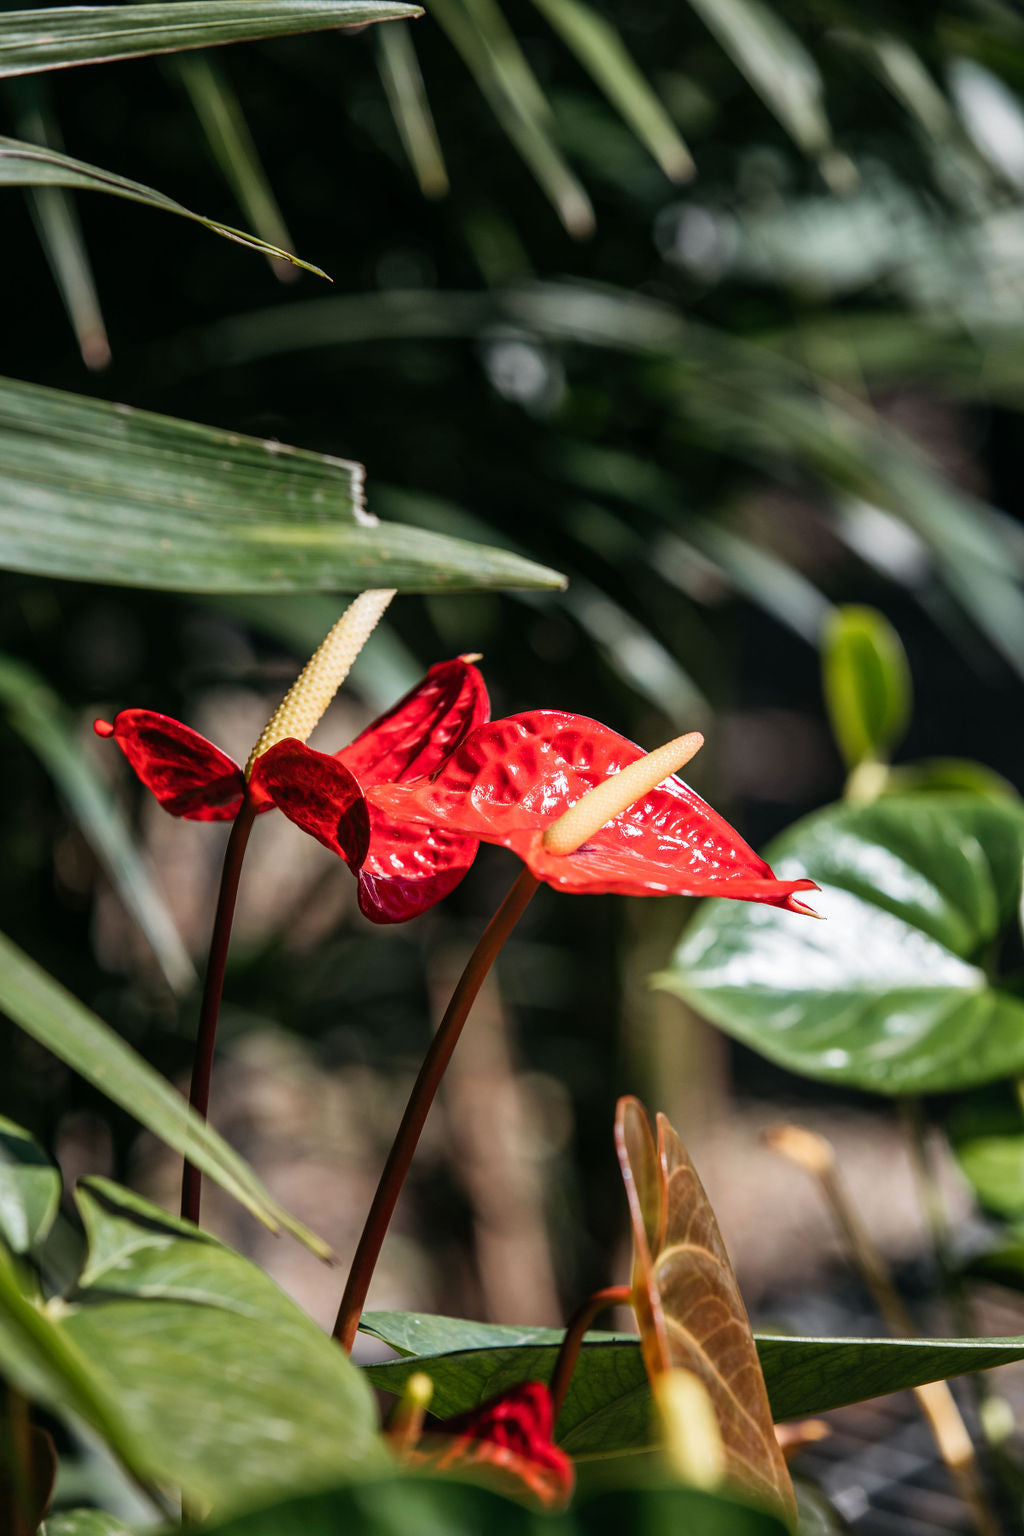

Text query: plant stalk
(334, 867), (540, 1351)
(180, 794), (257, 1225)
(549, 1284), (631, 1423)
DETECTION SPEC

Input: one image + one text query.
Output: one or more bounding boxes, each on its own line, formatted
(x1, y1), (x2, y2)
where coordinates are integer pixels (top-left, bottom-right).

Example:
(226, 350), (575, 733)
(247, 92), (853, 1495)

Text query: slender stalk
(549, 1284), (631, 1423)
(334, 867), (540, 1351)
(180, 794), (257, 1225)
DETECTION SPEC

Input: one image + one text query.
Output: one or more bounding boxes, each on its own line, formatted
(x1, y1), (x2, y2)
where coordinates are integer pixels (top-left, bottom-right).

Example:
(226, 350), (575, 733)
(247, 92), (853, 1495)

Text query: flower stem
(180, 795), (257, 1225)
(334, 867), (540, 1351)
(549, 1285), (631, 1423)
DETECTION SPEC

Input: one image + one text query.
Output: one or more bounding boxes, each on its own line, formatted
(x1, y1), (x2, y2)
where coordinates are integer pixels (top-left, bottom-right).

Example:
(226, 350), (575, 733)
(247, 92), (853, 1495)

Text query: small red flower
(369, 711), (817, 909)
(410, 1381), (574, 1511)
(95, 657), (489, 924)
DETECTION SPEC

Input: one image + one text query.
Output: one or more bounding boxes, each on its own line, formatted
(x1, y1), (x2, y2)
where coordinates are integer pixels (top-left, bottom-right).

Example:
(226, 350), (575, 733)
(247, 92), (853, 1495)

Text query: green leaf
(0, 377), (566, 594)
(0, 2), (420, 78)
(42, 1514), (134, 1536)
(655, 795), (1024, 1095)
(376, 21), (449, 199)
(0, 929), (330, 1256)
(822, 605), (912, 772)
(173, 52), (301, 280)
(61, 1181), (384, 1513)
(0, 1117), (61, 1256)
(361, 1312), (1024, 1454)
(949, 1090), (1024, 1219)
(881, 759), (1018, 803)
(0, 652), (194, 994)
(193, 1478), (789, 1535)
(0, 135), (328, 277)
(529, 0), (693, 182)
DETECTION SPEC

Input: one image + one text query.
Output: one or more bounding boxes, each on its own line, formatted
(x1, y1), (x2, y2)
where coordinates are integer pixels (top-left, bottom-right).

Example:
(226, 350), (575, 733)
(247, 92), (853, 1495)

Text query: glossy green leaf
(822, 605), (911, 771)
(361, 1312), (1024, 1453)
(0, 135), (327, 277)
(173, 52), (300, 279)
(0, 2), (419, 78)
(0, 930), (330, 1255)
(656, 795), (1024, 1095)
(881, 759), (1018, 802)
(194, 1478), (789, 1535)
(529, 0), (693, 182)
(0, 377), (566, 594)
(0, 652), (194, 994)
(42, 1514), (134, 1536)
(62, 1181), (384, 1513)
(0, 1117), (61, 1256)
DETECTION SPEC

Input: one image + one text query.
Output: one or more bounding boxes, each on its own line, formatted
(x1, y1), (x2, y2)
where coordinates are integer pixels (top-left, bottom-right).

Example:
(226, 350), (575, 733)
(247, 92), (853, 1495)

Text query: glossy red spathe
(369, 710), (818, 910)
(410, 1381), (574, 1511)
(95, 656), (489, 923)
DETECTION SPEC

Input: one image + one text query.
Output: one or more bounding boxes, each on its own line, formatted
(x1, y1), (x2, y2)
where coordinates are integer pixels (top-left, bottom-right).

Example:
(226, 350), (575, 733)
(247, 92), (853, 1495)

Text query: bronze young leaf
(614, 1096), (797, 1529)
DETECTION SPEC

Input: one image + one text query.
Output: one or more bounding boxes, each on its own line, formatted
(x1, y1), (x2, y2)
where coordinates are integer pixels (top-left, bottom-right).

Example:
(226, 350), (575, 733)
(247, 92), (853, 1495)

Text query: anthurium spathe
(368, 711), (817, 910)
(94, 654), (489, 924)
(409, 1381), (574, 1512)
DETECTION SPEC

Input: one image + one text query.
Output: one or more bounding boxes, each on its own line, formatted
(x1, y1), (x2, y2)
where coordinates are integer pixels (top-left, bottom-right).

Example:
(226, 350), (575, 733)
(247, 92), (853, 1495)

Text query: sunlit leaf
(949, 1090), (1024, 1220)
(363, 1312), (1024, 1454)
(529, 0), (693, 182)
(657, 795), (1024, 1095)
(42, 1514), (134, 1536)
(821, 605), (911, 771)
(0, 135), (328, 277)
(0, 930), (330, 1255)
(0, 652), (194, 994)
(615, 1097), (796, 1525)
(0, 1118), (61, 1257)
(0, 2), (419, 78)
(0, 377), (566, 594)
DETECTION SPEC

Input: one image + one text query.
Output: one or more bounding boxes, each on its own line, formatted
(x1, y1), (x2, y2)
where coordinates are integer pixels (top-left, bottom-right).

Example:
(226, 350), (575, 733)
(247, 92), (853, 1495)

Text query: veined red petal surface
(413, 1382), (574, 1512)
(95, 710), (247, 822)
(249, 740), (370, 868)
(370, 711), (818, 910)
(337, 656), (489, 786)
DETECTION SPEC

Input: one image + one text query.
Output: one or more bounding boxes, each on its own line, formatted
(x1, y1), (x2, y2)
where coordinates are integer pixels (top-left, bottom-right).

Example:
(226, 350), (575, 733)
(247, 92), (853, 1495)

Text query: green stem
(549, 1284), (631, 1424)
(334, 867), (540, 1352)
(180, 794), (257, 1225)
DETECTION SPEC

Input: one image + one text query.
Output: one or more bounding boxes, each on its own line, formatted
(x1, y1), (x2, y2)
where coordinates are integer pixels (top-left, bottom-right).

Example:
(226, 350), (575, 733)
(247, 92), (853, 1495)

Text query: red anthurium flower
(410, 1382), (574, 1512)
(95, 657), (489, 923)
(368, 711), (818, 910)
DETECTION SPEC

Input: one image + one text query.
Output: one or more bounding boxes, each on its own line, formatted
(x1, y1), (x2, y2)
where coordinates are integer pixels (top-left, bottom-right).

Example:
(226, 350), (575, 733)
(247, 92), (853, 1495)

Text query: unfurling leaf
(615, 1096), (796, 1528)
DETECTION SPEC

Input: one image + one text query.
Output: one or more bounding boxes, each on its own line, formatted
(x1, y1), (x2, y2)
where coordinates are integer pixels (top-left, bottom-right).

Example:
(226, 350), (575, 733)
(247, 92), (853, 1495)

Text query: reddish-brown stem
(180, 795), (257, 1225)
(549, 1285), (632, 1423)
(334, 867), (541, 1351)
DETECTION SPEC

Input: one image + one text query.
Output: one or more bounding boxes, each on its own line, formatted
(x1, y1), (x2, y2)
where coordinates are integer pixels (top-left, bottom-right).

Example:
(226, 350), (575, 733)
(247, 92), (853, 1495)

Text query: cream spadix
(541, 731), (704, 857)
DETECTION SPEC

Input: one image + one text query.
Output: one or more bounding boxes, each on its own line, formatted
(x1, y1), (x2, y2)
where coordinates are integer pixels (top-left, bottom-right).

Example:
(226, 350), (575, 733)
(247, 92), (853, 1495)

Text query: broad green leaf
(429, 0), (594, 238)
(656, 795), (1024, 1095)
(615, 1099), (795, 1527)
(0, 2), (419, 78)
(0, 930), (330, 1256)
(0, 1117), (61, 1256)
(362, 1312), (1024, 1453)
(376, 21), (449, 199)
(529, 0), (693, 182)
(683, 0), (831, 160)
(0, 377), (566, 594)
(822, 606), (911, 772)
(882, 759), (1017, 802)
(42, 1514), (134, 1536)
(194, 1477), (789, 1535)
(0, 652), (194, 994)
(173, 52), (299, 281)
(62, 1181), (384, 1513)
(0, 135), (327, 277)
(949, 1090), (1024, 1219)
(9, 77), (110, 370)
